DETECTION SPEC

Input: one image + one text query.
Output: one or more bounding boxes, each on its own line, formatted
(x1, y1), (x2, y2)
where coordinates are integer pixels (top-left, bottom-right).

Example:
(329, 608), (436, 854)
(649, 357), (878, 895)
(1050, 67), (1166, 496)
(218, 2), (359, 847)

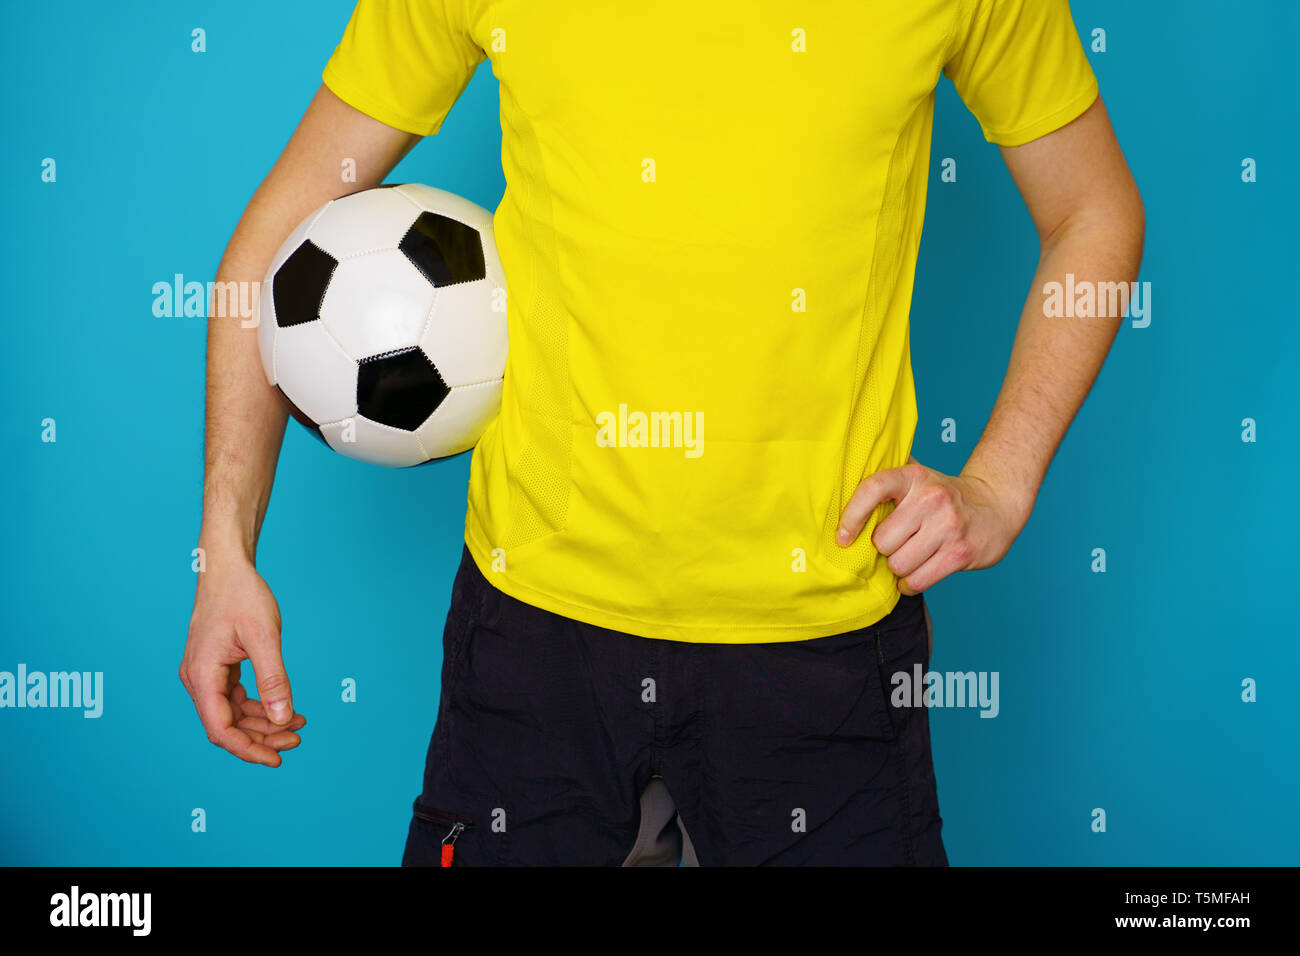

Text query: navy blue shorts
(402, 546), (947, 866)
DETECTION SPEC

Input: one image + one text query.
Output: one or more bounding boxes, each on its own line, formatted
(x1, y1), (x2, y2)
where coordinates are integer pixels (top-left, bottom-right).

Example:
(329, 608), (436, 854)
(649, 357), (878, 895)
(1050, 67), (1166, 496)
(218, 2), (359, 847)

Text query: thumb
(242, 623), (294, 726)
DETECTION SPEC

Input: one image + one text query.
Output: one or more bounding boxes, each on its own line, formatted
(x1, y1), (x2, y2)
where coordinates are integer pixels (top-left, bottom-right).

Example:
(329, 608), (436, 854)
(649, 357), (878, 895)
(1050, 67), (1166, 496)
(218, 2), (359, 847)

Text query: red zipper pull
(440, 821), (466, 867)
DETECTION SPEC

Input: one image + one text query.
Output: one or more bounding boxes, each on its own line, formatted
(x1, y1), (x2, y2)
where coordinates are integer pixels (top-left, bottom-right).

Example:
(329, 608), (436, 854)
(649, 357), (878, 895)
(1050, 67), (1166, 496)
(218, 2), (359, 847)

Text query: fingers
(190, 662), (284, 767)
(896, 547), (969, 595)
(229, 667), (302, 751)
(840, 459), (983, 595)
(235, 712), (307, 737)
(231, 674), (308, 751)
(236, 721), (305, 752)
(232, 684), (306, 729)
(883, 486), (975, 593)
(837, 464), (918, 546)
(882, 523), (942, 582)
(875, 481), (956, 575)
(870, 493), (926, 557)
(241, 621), (295, 726)
(236, 694), (265, 718)
(230, 679), (248, 710)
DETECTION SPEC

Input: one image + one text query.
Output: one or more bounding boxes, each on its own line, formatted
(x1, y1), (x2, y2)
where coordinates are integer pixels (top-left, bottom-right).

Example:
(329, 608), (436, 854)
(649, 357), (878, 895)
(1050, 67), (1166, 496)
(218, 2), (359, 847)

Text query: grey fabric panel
(622, 776), (698, 867)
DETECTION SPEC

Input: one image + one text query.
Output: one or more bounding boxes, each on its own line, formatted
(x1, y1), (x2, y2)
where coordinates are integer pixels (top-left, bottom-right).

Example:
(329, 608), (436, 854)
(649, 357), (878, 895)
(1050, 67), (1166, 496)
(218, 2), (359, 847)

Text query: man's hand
(180, 559), (306, 767)
(836, 457), (1029, 595)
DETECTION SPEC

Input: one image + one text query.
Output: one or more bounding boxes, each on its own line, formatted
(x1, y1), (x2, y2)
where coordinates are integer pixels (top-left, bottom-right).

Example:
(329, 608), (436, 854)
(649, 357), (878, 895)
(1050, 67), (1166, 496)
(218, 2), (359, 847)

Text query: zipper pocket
(872, 632), (899, 739)
(412, 801), (473, 866)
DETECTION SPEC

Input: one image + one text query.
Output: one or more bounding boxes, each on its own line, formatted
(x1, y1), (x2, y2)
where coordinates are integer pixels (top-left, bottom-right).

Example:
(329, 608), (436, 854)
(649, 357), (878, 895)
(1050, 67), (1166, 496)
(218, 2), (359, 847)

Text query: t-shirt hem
(984, 79), (1100, 148)
(463, 530), (903, 645)
(321, 62), (446, 137)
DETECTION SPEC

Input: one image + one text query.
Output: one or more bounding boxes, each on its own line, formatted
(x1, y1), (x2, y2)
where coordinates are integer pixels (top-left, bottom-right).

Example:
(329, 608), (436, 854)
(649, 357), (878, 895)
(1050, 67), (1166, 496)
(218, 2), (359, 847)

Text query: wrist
(959, 458), (1037, 529)
(197, 522), (259, 571)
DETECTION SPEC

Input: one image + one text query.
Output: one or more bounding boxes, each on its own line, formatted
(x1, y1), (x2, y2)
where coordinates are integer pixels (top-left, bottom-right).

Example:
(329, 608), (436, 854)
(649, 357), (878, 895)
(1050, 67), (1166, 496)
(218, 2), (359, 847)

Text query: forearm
(199, 229), (290, 566)
(961, 207), (1144, 524)
(197, 84), (421, 567)
(841, 99), (1144, 590)
(200, 179), (339, 565)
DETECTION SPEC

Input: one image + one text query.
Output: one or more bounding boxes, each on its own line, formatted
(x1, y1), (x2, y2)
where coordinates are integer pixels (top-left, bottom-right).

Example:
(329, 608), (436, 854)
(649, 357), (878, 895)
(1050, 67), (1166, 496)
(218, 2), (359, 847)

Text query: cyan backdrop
(2, 1), (1295, 865)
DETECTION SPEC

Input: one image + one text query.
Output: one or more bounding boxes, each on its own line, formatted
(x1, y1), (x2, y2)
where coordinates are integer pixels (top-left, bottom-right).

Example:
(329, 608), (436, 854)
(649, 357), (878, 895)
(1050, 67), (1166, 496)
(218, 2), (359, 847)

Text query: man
(181, 0), (1143, 866)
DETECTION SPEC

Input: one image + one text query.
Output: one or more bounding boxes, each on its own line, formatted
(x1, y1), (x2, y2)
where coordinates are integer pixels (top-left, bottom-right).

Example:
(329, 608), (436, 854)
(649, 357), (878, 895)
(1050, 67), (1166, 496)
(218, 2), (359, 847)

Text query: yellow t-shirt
(322, 0), (1099, 643)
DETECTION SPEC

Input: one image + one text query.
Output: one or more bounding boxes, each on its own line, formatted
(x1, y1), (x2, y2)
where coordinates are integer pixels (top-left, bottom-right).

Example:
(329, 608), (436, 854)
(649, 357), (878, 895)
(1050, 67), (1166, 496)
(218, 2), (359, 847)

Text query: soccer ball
(257, 183), (507, 467)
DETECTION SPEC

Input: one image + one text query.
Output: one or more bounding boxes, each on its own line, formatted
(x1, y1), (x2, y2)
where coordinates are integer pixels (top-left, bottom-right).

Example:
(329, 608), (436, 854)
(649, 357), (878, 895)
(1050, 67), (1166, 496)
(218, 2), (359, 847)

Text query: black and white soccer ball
(257, 183), (507, 467)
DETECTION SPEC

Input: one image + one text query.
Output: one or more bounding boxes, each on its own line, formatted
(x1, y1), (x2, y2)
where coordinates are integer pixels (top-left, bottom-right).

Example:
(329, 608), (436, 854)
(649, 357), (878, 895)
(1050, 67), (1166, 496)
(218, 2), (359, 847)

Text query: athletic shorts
(401, 546), (947, 866)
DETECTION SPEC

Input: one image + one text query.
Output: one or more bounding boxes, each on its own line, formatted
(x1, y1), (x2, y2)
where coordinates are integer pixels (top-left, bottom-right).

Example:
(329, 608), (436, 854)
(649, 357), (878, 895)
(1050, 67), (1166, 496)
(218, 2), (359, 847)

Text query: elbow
(1041, 181), (1146, 274)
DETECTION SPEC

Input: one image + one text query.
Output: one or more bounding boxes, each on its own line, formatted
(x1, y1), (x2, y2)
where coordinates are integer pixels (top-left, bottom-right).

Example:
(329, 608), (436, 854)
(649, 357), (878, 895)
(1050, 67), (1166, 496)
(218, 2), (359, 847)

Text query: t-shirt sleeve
(321, 0), (486, 137)
(942, 0), (1099, 147)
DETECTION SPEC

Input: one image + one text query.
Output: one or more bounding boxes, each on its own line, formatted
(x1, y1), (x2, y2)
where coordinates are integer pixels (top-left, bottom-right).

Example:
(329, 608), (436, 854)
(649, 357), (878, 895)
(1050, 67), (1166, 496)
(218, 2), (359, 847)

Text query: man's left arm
(837, 96), (1145, 595)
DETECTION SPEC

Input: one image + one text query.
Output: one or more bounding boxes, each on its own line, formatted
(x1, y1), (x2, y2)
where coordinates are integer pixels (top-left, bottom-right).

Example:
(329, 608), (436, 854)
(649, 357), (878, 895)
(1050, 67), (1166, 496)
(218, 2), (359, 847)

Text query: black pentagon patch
(357, 347), (450, 431)
(274, 385), (329, 446)
(273, 241), (337, 328)
(399, 212), (486, 287)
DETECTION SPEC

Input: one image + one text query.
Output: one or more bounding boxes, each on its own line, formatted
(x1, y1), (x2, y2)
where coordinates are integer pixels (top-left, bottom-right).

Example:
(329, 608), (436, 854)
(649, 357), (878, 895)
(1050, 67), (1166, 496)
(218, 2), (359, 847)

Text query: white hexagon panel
(319, 250), (436, 361)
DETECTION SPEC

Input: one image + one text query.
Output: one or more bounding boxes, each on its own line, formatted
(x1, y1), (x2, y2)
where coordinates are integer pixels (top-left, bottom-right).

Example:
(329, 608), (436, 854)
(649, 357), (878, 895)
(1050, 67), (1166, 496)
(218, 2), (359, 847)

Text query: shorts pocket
(872, 595), (929, 739)
(441, 550), (490, 693)
(401, 800), (475, 867)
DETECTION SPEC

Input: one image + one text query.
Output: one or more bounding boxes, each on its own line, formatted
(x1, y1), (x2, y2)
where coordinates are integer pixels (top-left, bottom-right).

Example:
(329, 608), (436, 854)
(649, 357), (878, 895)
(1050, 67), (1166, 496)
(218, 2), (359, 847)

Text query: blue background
(1, 1), (1295, 865)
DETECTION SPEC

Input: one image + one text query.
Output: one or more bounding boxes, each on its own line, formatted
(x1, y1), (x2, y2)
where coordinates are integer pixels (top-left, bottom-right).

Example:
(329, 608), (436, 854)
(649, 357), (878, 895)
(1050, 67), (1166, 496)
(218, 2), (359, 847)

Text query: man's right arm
(181, 85), (420, 767)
